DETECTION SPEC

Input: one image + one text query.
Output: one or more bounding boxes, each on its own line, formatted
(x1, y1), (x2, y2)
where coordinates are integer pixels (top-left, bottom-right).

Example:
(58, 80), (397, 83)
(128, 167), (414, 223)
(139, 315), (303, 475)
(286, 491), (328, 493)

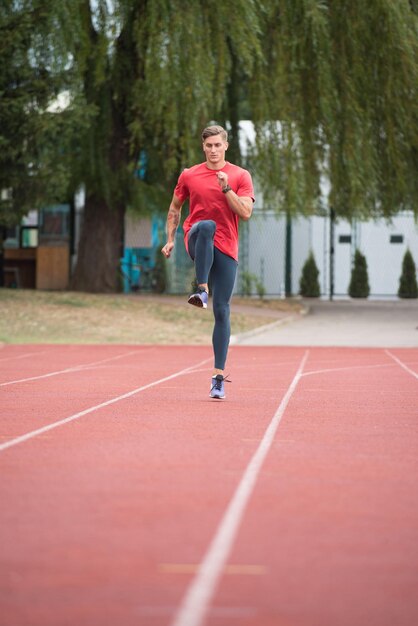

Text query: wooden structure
(36, 245), (70, 290)
(3, 245), (69, 290)
(3, 248), (37, 289)
(2, 204), (71, 290)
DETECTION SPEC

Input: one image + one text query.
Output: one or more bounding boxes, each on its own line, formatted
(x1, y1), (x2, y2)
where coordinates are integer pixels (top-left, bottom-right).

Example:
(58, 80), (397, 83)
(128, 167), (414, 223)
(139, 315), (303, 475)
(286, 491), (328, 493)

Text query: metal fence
(163, 210), (418, 298)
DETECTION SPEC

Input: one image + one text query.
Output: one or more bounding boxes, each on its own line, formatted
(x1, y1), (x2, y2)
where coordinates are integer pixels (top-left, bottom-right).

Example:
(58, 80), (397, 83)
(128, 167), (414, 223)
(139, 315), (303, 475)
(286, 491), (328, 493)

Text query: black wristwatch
(222, 185), (232, 193)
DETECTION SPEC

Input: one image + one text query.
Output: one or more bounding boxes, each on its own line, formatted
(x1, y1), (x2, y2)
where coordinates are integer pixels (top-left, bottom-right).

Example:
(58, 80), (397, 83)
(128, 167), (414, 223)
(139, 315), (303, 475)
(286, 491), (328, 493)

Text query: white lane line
(0, 349), (146, 387)
(138, 605), (256, 618)
(170, 351), (309, 626)
(385, 350), (418, 380)
(302, 362), (394, 377)
(0, 349), (47, 363)
(0, 357), (211, 452)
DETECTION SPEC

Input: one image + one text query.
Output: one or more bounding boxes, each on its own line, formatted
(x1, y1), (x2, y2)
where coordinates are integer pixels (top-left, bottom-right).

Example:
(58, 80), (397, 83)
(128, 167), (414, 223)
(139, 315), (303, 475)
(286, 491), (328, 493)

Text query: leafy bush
(240, 271), (254, 296)
(398, 249), (418, 298)
(349, 249), (370, 298)
(299, 251), (320, 297)
(239, 271), (266, 299)
(254, 277), (266, 299)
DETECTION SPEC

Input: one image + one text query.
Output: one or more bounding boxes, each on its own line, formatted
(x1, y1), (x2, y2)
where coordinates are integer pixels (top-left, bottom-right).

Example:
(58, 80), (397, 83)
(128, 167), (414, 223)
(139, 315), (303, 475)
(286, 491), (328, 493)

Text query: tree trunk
(70, 194), (124, 293)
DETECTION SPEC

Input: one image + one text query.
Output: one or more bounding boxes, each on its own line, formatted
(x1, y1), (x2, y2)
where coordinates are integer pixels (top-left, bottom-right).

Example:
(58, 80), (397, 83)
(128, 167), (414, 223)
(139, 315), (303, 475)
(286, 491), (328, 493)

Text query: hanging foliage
(249, 0), (418, 219)
(1, 1), (417, 291)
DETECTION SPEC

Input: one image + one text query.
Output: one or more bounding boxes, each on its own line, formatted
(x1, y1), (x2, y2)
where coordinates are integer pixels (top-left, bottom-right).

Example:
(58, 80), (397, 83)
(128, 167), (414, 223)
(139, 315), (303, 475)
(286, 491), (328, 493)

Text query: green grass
(0, 288), (302, 344)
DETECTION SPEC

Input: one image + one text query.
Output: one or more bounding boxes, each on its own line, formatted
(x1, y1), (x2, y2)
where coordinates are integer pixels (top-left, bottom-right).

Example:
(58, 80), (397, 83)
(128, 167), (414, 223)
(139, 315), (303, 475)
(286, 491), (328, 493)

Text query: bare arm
(161, 193), (183, 258)
(224, 192), (253, 221)
(216, 171), (253, 221)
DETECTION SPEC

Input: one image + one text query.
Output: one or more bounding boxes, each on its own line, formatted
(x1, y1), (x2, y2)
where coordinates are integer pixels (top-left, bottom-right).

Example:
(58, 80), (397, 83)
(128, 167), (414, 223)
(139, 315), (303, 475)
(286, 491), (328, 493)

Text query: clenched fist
(216, 171), (228, 190)
(161, 242), (174, 258)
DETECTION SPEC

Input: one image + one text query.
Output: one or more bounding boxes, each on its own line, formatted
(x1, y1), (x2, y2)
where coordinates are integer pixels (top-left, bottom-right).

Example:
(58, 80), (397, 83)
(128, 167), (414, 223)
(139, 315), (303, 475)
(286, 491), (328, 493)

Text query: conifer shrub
(299, 251), (320, 297)
(398, 249), (418, 298)
(349, 249), (370, 298)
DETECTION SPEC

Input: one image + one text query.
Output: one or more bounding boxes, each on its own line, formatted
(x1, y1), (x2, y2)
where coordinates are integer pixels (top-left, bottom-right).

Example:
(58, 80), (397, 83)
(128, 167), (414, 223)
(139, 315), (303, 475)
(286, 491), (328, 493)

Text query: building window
(390, 234), (404, 244)
(339, 235), (351, 244)
(39, 204), (70, 241)
(20, 226), (39, 248)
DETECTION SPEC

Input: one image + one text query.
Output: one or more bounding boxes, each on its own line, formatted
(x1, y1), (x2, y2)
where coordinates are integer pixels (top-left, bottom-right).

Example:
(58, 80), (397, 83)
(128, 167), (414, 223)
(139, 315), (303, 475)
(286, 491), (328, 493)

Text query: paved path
(234, 299), (418, 348)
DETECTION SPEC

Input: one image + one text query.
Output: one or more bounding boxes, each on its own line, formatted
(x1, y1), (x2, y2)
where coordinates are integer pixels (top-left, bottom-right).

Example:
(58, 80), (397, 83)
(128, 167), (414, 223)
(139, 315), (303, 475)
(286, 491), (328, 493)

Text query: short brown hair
(201, 125), (228, 142)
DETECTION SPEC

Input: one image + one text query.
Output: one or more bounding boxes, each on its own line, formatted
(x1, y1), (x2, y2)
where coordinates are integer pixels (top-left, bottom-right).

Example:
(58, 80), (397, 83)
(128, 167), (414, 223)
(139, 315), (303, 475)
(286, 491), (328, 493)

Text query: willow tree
(249, 0), (418, 219)
(49, 0), (260, 292)
(4, 1), (417, 292)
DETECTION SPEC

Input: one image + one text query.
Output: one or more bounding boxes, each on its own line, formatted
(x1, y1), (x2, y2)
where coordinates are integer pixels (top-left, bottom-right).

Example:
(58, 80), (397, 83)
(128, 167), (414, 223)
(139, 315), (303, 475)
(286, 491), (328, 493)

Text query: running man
(161, 125), (255, 399)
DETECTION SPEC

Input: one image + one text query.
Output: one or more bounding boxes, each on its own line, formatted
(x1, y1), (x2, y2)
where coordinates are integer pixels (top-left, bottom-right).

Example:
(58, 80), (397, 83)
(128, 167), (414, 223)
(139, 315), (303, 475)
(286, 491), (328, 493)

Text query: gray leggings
(188, 220), (237, 370)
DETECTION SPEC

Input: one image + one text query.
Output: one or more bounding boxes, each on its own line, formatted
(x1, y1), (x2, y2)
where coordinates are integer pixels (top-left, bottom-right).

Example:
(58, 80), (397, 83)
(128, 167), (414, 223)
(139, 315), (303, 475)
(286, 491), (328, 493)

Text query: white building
(237, 121), (418, 298)
(240, 209), (418, 298)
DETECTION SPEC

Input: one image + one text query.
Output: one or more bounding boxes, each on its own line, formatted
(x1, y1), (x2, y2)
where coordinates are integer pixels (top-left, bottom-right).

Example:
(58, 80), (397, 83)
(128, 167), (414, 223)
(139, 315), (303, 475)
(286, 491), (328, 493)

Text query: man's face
(202, 134), (228, 165)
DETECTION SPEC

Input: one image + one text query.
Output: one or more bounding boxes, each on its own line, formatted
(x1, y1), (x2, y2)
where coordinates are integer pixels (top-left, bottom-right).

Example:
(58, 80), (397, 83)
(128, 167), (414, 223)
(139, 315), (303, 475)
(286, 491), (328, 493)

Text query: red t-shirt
(174, 161), (255, 261)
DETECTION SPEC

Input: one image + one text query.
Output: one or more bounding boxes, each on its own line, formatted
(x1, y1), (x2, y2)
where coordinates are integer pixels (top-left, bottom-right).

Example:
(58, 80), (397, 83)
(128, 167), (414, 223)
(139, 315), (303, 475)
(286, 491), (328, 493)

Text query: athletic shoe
(210, 374), (231, 400)
(188, 288), (208, 309)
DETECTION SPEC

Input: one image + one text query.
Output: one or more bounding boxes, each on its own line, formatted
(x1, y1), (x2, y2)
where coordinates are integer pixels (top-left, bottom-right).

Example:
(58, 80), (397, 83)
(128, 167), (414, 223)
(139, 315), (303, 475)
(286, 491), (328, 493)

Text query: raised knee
(200, 220), (216, 237)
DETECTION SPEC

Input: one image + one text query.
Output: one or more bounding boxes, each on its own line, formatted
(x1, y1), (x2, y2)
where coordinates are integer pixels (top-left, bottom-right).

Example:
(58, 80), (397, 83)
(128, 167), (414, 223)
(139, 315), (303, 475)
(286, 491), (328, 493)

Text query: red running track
(0, 344), (417, 626)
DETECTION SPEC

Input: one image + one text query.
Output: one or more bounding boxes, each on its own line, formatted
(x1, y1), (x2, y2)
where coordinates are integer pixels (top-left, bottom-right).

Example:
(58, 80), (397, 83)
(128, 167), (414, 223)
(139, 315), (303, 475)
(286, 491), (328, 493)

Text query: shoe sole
(209, 392), (225, 399)
(188, 295), (207, 309)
